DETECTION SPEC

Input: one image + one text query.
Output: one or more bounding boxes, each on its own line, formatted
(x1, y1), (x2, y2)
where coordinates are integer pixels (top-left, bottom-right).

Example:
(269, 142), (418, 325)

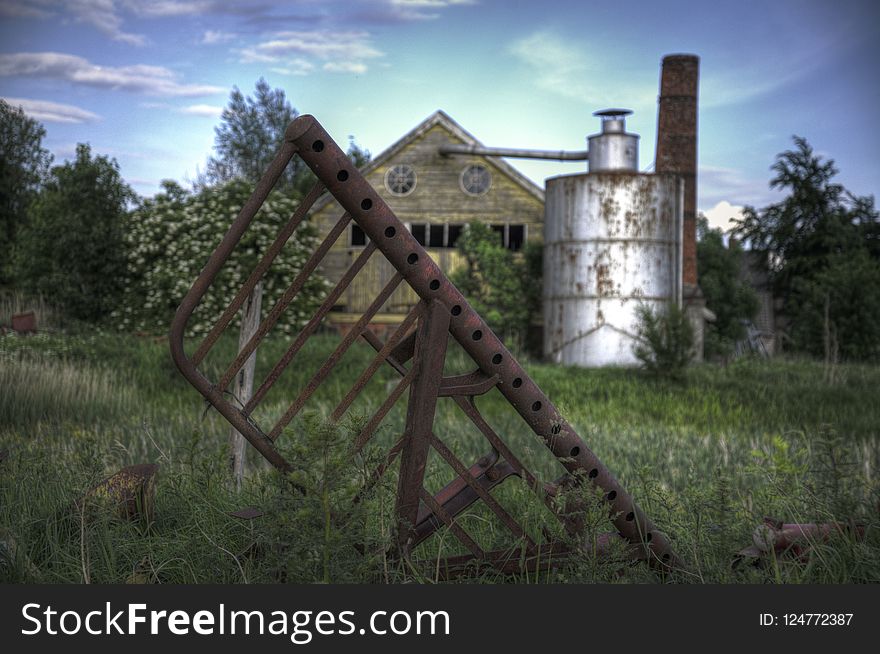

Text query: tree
(199, 79), (370, 197)
(0, 99), (53, 285)
(200, 78), (310, 195)
(696, 215), (759, 359)
(451, 221), (540, 350)
(118, 178), (327, 336)
(732, 136), (879, 360)
(16, 144), (134, 322)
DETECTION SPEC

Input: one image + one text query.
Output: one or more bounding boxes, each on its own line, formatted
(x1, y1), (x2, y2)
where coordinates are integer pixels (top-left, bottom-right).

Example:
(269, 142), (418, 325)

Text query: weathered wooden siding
(311, 122), (544, 320)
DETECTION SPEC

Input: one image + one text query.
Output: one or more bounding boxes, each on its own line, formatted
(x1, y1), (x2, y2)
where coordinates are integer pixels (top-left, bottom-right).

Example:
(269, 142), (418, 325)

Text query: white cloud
(129, 1), (211, 17)
(388, 0), (475, 13)
(179, 104), (223, 117)
(270, 59), (316, 76)
(0, 1), (54, 18)
(509, 30), (655, 109)
(201, 29), (236, 45)
(63, 0), (147, 45)
(322, 61), (367, 74)
(390, 0), (474, 5)
(2, 96), (101, 123)
(702, 200), (744, 233)
(699, 164), (781, 209)
(0, 52), (223, 97)
(16, 1), (211, 46)
(239, 30), (383, 74)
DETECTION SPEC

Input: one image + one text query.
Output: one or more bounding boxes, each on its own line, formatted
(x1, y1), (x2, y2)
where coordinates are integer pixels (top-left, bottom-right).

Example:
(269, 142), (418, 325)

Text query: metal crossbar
(170, 114), (680, 574)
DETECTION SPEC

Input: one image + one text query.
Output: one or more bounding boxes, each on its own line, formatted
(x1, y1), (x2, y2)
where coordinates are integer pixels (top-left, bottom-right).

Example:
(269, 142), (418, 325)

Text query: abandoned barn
(309, 110), (544, 331)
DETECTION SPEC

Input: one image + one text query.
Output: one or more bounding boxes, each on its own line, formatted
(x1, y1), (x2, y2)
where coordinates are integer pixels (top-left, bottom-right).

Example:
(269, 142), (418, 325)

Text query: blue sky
(1, 0), (878, 230)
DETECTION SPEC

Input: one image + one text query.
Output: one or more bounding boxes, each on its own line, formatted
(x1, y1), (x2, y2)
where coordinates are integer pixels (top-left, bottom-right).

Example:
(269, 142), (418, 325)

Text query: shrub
(451, 221), (541, 351)
(632, 302), (694, 379)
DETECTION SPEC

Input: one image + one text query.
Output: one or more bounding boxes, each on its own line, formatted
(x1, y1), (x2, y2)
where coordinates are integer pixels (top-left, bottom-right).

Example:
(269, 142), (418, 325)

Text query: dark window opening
(487, 223), (528, 251)
(508, 224), (525, 251)
(448, 224), (463, 248)
(351, 224), (367, 246)
(491, 224), (505, 247)
(430, 224), (445, 248)
(411, 223), (426, 246)
(408, 223), (462, 249)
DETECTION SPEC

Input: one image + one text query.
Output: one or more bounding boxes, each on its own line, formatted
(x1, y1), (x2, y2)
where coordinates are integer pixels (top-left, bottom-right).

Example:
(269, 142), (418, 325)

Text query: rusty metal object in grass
(83, 463), (159, 522)
(170, 114), (681, 575)
(11, 311), (37, 334)
(734, 516), (868, 567)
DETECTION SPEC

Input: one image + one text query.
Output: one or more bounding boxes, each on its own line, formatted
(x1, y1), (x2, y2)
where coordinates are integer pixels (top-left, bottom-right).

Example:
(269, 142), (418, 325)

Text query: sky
(1, 0), (878, 232)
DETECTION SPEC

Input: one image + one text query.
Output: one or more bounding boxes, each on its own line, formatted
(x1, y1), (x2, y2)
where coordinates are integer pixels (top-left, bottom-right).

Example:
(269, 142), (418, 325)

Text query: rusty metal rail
(170, 114), (681, 573)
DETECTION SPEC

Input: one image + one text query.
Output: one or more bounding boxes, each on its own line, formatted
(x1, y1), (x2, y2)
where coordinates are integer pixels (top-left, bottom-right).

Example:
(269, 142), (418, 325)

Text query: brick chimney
(655, 54), (699, 288)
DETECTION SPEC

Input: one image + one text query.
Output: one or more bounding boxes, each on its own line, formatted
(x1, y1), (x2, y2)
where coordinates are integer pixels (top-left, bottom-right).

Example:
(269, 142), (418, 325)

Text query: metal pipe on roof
(439, 144), (589, 161)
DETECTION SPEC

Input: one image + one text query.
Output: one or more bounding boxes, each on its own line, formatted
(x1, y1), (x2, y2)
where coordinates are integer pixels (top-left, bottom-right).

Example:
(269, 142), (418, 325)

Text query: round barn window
(385, 164), (417, 196)
(460, 164), (491, 196)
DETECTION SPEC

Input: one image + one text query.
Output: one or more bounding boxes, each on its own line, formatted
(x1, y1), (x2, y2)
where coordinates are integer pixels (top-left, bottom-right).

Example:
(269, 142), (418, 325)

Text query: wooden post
(229, 282), (262, 490)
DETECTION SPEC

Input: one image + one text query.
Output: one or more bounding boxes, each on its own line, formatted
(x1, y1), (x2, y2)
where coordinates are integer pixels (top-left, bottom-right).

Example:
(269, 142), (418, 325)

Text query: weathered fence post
(229, 282), (262, 490)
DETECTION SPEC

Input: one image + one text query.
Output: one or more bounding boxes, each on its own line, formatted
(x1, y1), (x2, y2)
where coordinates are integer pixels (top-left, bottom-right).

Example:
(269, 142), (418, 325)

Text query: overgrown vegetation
(451, 221), (542, 351)
(0, 99), (53, 287)
(2, 332), (878, 584)
(14, 144), (134, 323)
(632, 302), (694, 379)
(696, 216), (759, 359)
(118, 179), (327, 335)
(733, 136), (880, 361)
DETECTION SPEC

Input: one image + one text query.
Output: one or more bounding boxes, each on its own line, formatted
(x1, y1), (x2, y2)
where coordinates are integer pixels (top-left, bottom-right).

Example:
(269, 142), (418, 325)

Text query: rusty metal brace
(170, 114), (681, 575)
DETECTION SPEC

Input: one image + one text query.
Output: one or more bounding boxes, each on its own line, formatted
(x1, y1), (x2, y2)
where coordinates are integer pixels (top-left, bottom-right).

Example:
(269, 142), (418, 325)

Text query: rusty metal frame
(170, 114), (680, 574)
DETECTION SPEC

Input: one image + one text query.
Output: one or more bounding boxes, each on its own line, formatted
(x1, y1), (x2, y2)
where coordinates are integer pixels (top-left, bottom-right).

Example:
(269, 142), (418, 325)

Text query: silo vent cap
(594, 109), (632, 134)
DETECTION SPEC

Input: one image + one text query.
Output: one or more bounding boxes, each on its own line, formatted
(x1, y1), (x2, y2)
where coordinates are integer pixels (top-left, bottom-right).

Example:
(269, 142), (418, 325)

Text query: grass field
(1, 328), (879, 584)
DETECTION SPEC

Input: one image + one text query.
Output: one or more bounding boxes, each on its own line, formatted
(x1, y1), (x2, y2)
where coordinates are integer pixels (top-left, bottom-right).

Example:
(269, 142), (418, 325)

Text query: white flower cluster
(118, 180), (330, 337)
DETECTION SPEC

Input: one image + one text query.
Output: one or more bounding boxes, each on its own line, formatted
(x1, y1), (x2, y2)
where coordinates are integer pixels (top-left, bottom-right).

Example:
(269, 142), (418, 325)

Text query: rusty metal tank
(543, 170), (684, 367)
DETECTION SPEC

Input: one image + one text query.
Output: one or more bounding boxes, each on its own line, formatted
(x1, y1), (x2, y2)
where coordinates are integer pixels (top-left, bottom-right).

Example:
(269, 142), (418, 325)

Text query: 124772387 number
(783, 614), (852, 626)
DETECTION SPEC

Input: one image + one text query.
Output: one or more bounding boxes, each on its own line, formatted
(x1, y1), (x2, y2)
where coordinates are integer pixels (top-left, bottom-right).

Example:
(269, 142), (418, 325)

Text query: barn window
(408, 223), (463, 249)
(490, 224), (527, 251)
(351, 224), (367, 246)
(447, 224), (463, 248)
(410, 223), (426, 246)
(508, 224), (525, 250)
(385, 164), (417, 196)
(460, 164), (491, 196)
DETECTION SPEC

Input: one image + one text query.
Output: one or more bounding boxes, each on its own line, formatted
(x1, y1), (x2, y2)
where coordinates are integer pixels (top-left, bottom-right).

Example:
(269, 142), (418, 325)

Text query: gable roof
(309, 110), (545, 214)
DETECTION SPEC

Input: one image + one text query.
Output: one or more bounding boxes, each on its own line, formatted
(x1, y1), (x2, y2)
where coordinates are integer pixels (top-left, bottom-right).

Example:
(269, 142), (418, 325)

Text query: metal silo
(543, 111), (684, 367)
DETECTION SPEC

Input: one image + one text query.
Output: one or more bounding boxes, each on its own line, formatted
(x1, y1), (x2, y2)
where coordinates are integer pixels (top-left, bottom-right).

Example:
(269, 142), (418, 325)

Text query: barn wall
(310, 122), (544, 321)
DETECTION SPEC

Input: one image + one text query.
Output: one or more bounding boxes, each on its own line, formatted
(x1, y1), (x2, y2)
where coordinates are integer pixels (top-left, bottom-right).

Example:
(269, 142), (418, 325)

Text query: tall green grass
(1, 331), (878, 583)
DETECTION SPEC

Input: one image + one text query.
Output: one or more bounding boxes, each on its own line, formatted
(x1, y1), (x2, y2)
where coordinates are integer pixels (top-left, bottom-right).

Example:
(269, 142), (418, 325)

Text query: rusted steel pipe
(439, 144), (589, 161)
(735, 517), (867, 565)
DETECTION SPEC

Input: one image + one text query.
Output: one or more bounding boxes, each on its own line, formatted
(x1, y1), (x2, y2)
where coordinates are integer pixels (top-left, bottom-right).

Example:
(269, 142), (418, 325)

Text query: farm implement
(170, 115), (681, 577)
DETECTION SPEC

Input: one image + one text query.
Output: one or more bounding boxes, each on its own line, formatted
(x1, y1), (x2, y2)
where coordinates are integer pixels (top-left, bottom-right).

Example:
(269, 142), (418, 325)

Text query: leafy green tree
(199, 79), (371, 198)
(16, 144), (133, 322)
(345, 136), (371, 169)
(199, 78), (308, 194)
(732, 136), (879, 360)
(118, 178), (327, 335)
(0, 99), (53, 285)
(451, 221), (539, 349)
(696, 216), (759, 358)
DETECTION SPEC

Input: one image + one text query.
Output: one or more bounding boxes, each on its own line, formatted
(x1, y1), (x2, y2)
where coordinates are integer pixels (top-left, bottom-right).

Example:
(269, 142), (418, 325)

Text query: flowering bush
(117, 179), (328, 336)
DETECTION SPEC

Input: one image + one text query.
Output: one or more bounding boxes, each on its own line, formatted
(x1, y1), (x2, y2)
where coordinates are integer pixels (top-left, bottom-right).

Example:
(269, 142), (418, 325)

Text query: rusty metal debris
(734, 516), (867, 567)
(170, 114), (681, 575)
(82, 463), (159, 522)
(11, 311), (37, 334)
